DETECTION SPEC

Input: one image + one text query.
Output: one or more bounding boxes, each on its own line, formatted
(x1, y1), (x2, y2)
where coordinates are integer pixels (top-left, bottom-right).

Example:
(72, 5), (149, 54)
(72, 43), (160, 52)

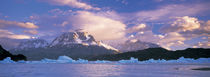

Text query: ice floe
(0, 56), (210, 64)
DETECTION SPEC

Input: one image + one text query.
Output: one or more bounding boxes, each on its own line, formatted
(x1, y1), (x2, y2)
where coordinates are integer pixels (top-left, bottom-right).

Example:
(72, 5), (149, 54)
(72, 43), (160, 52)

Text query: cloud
(193, 41), (210, 48)
(131, 29), (188, 50)
(0, 19), (39, 29)
(0, 29), (31, 39)
(41, 0), (100, 10)
(202, 20), (210, 35)
(48, 8), (74, 16)
(158, 32), (186, 50)
(134, 31), (164, 43)
(95, 11), (124, 22)
(161, 16), (200, 32)
(160, 17), (210, 38)
(69, 11), (126, 40)
(115, 0), (128, 5)
(134, 4), (207, 22)
(156, 16), (210, 49)
(126, 24), (148, 33)
(24, 30), (38, 35)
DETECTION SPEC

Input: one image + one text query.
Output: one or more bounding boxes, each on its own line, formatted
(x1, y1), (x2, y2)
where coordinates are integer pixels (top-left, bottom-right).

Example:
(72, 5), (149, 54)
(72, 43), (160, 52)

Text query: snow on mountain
(49, 32), (96, 47)
(98, 42), (120, 52)
(15, 39), (49, 50)
(115, 39), (160, 52)
(49, 31), (120, 52)
(11, 31), (120, 60)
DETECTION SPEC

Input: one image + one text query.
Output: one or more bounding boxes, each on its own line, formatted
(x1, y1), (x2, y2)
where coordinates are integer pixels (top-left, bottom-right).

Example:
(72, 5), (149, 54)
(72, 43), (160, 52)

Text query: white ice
(0, 56), (210, 64)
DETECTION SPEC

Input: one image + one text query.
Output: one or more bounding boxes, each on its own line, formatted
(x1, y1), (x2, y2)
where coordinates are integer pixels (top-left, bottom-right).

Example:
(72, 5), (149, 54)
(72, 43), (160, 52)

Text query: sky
(0, 0), (209, 50)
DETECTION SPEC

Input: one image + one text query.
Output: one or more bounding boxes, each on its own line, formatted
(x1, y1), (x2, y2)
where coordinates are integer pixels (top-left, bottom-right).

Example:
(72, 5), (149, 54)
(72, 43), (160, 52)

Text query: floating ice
(93, 60), (112, 63)
(0, 57), (15, 63)
(0, 56), (210, 64)
(119, 57), (139, 63)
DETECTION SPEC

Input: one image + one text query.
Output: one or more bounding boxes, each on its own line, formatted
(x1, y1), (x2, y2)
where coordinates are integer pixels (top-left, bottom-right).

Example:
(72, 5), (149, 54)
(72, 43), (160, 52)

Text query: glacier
(0, 56), (210, 64)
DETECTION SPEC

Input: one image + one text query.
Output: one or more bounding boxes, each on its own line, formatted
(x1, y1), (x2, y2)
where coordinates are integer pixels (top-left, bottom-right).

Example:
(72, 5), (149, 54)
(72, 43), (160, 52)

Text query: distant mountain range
(11, 31), (120, 60)
(1, 31), (210, 61)
(10, 31), (169, 60)
(114, 39), (160, 52)
(14, 39), (49, 50)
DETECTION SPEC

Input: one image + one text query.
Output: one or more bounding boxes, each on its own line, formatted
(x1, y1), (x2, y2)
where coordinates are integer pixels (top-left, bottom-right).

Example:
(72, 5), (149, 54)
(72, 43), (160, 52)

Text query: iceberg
(0, 57), (15, 63)
(119, 57), (139, 63)
(93, 60), (112, 63)
(0, 56), (210, 64)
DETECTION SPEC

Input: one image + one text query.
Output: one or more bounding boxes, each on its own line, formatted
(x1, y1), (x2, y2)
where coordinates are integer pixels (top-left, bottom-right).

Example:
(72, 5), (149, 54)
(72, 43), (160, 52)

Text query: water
(0, 63), (210, 77)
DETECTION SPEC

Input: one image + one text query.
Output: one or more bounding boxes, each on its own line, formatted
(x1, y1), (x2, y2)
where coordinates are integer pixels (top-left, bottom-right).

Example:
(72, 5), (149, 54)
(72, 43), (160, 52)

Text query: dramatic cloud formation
(69, 11), (126, 40)
(160, 16), (210, 38)
(1, 0), (209, 50)
(0, 29), (31, 39)
(158, 32), (186, 50)
(0, 19), (39, 29)
(41, 0), (100, 10)
(161, 16), (200, 32)
(156, 16), (209, 49)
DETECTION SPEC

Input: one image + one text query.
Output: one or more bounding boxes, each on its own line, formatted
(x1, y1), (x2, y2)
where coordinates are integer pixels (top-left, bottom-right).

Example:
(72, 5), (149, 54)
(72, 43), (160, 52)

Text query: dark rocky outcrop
(0, 45), (26, 61)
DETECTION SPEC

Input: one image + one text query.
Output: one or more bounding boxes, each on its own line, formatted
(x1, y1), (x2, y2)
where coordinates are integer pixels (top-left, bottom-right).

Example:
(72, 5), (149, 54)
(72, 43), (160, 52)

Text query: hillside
(87, 48), (210, 61)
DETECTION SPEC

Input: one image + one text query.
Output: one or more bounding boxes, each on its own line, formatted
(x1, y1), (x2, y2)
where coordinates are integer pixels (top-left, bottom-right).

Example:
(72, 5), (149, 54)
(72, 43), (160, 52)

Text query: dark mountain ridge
(87, 48), (210, 61)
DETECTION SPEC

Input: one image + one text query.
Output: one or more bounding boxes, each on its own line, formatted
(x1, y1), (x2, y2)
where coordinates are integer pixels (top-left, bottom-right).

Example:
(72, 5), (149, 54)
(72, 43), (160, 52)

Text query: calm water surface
(0, 63), (210, 77)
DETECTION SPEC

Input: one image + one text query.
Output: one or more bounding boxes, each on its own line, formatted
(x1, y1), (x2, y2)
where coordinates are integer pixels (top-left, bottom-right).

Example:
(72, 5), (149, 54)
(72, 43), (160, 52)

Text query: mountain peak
(49, 31), (96, 47)
(49, 31), (120, 52)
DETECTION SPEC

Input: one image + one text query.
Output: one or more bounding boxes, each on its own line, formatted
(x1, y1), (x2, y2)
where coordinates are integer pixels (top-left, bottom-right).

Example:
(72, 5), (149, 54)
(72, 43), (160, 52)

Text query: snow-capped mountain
(115, 39), (160, 52)
(49, 31), (119, 52)
(49, 32), (96, 47)
(12, 31), (120, 60)
(15, 39), (49, 50)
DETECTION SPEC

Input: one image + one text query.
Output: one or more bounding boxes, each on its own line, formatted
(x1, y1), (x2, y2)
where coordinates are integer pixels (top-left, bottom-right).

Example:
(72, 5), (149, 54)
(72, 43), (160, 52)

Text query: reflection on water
(76, 64), (122, 77)
(0, 63), (210, 77)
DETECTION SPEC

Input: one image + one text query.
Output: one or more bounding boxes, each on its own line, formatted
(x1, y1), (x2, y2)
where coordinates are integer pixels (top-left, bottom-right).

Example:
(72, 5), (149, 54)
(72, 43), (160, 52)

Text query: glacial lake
(0, 63), (210, 77)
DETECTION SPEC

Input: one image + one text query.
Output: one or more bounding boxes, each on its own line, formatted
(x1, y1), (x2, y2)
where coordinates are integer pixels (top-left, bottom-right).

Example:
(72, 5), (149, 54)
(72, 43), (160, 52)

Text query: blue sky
(0, 0), (210, 50)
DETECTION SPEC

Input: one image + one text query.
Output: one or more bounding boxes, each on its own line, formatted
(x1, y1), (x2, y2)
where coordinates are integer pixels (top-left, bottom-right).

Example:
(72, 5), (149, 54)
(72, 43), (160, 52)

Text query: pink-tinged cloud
(126, 24), (148, 33)
(41, 0), (100, 10)
(0, 19), (39, 29)
(193, 41), (210, 48)
(69, 11), (126, 41)
(161, 16), (200, 33)
(160, 16), (210, 38)
(0, 29), (31, 39)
